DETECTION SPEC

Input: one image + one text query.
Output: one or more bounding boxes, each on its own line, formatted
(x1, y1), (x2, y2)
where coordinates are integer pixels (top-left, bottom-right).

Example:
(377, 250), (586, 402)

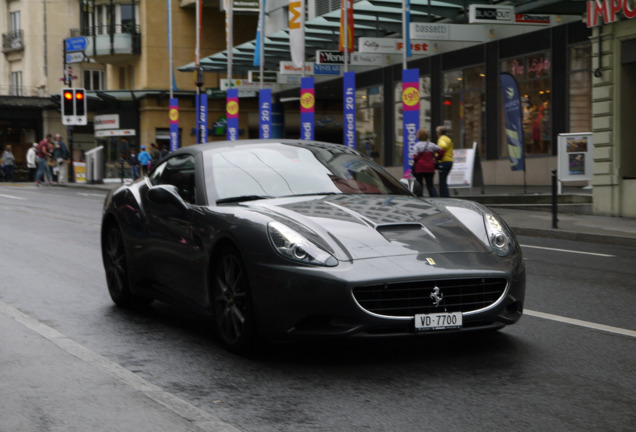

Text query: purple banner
(500, 72), (525, 171)
(226, 88), (239, 141)
(259, 89), (272, 139)
(197, 93), (208, 144)
(402, 68), (420, 174)
(300, 77), (315, 140)
(343, 71), (356, 149)
(169, 98), (179, 152)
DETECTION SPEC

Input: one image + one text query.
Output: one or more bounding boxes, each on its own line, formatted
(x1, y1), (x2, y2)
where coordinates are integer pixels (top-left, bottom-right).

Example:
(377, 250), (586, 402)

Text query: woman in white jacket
(26, 143), (38, 182)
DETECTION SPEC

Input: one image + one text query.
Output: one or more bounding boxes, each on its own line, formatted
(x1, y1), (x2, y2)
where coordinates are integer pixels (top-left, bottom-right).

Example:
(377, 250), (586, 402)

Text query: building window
(501, 52), (552, 157)
(569, 42), (592, 133)
(10, 71), (22, 96)
(84, 70), (104, 90)
(394, 76), (431, 166)
(83, 2), (138, 36)
(357, 86), (384, 164)
(442, 66), (485, 157)
(10, 11), (20, 33)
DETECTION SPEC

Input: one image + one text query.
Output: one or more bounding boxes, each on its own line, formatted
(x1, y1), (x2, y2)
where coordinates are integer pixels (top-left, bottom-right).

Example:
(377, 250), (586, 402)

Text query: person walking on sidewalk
(35, 135), (54, 185)
(129, 150), (140, 180)
(26, 143), (38, 181)
(53, 134), (69, 184)
(435, 125), (454, 198)
(412, 129), (442, 197)
(137, 145), (151, 176)
(1, 145), (16, 182)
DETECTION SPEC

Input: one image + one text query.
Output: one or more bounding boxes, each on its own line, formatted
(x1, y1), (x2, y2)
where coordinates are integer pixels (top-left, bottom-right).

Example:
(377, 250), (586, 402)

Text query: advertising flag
(339, 0), (354, 53)
(253, 0), (266, 67)
(343, 71), (356, 149)
(500, 72), (525, 171)
(169, 98), (179, 152)
(259, 89), (272, 139)
(226, 88), (239, 141)
(402, 68), (420, 174)
(289, 0), (305, 68)
(196, 93), (208, 144)
(300, 76), (315, 140)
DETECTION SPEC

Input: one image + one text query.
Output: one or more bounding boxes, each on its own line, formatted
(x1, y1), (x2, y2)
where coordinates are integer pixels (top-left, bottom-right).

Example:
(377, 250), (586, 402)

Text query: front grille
(352, 278), (508, 317)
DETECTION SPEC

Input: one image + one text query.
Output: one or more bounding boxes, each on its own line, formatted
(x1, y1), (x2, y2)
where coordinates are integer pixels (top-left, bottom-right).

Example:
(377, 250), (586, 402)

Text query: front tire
(211, 246), (255, 354)
(103, 225), (151, 308)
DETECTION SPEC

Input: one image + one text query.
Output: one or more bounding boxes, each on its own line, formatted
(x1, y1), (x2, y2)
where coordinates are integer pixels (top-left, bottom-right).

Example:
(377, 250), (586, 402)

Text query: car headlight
(484, 212), (515, 257)
(267, 221), (338, 267)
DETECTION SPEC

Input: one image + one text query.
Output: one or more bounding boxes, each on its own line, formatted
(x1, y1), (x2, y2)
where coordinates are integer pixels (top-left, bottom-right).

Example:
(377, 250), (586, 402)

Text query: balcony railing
(70, 25), (141, 59)
(2, 30), (24, 53)
(71, 24), (140, 37)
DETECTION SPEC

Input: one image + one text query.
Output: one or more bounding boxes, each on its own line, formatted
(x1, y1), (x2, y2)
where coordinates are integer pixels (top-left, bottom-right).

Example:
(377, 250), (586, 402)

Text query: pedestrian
(160, 144), (169, 161)
(412, 129), (443, 197)
(137, 145), (151, 176)
(26, 142), (38, 181)
(149, 142), (160, 163)
(35, 134), (54, 186)
(53, 134), (69, 184)
(435, 125), (454, 198)
(129, 150), (140, 180)
(1, 145), (16, 182)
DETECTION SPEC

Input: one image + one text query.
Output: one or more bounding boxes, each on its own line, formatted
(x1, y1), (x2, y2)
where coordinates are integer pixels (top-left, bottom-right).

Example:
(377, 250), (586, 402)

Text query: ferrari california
(101, 139), (525, 353)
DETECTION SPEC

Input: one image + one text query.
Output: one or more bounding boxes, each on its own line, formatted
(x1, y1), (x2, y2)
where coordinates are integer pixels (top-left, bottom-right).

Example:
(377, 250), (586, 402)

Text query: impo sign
(587, 0), (636, 27)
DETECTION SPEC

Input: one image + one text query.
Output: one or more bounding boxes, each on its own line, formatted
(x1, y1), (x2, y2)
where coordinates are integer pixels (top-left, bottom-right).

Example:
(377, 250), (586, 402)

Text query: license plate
(414, 312), (462, 331)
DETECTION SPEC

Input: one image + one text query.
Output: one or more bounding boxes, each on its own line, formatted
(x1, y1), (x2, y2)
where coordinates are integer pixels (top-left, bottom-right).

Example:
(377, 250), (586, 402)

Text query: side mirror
(147, 184), (188, 212)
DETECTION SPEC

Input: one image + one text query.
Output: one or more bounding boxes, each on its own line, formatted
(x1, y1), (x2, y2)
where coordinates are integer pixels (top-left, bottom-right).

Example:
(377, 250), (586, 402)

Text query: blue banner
(343, 71), (356, 149)
(253, 0), (266, 67)
(226, 89), (239, 141)
(402, 68), (420, 174)
(169, 98), (179, 152)
(259, 89), (272, 139)
(197, 93), (208, 144)
(300, 77), (315, 140)
(500, 72), (525, 171)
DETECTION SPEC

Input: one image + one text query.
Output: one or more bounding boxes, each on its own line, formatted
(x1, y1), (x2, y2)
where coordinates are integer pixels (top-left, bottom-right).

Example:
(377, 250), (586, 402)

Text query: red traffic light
(64, 91), (73, 100)
(75, 92), (84, 101)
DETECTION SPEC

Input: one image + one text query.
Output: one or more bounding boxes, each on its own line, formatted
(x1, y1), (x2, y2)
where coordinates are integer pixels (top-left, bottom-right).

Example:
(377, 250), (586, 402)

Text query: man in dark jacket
(53, 134), (69, 183)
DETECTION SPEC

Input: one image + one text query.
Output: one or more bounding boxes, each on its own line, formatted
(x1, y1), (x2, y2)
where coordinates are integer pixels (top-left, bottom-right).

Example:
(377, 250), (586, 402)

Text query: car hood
(246, 195), (490, 260)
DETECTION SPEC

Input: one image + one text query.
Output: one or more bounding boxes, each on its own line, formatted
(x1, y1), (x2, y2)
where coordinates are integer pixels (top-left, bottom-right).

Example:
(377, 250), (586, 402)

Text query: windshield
(204, 142), (410, 203)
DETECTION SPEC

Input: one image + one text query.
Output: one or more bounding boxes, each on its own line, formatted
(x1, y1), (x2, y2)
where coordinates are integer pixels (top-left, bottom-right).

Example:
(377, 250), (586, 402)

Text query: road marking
(0, 193), (25, 200)
(0, 300), (240, 432)
(525, 309), (636, 338)
(77, 192), (106, 197)
(521, 244), (615, 258)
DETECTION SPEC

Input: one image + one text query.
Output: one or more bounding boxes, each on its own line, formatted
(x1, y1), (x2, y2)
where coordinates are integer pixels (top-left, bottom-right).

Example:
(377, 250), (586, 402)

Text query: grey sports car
(101, 139), (525, 353)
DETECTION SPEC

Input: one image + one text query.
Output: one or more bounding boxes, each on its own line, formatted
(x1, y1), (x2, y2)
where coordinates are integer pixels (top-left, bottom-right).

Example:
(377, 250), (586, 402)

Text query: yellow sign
(227, 100), (239, 116)
(169, 108), (179, 122)
(73, 162), (86, 183)
(402, 87), (420, 107)
(300, 92), (315, 110)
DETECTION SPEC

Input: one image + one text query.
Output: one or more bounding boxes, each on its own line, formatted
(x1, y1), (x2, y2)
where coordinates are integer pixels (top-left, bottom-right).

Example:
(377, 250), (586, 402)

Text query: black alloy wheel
(212, 246), (255, 354)
(103, 226), (150, 307)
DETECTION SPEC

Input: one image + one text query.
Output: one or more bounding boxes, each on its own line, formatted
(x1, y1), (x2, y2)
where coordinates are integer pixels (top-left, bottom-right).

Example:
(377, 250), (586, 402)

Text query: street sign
(248, 70), (279, 83)
(65, 37), (87, 53)
(66, 52), (85, 64)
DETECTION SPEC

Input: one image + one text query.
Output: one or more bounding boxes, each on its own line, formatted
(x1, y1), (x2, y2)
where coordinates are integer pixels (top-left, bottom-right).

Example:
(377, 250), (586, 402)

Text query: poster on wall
(557, 132), (593, 185)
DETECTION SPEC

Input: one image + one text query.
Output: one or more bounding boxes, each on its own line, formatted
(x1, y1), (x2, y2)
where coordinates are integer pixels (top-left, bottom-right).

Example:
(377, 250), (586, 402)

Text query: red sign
(587, 0), (636, 27)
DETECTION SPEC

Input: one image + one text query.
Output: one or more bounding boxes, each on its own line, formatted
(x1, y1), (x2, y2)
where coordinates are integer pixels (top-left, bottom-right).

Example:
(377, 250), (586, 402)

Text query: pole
(343, 0), (348, 73)
(168, 0), (174, 100)
(552, 169), (558, 229)
(402, 0), (407, 70)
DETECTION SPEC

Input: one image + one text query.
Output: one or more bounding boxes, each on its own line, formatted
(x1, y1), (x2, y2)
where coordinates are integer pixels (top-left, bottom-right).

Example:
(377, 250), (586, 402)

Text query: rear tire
(103, 225), (151, 308)
(211, 246), (255, 354)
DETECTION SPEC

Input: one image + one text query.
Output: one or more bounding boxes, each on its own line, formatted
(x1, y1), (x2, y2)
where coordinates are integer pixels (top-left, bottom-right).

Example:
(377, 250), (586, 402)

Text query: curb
(510, 226), (636, 247)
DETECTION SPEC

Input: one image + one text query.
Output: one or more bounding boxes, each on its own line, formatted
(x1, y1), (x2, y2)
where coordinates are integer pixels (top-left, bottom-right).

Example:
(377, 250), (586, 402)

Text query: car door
(142, 154), (199, 304)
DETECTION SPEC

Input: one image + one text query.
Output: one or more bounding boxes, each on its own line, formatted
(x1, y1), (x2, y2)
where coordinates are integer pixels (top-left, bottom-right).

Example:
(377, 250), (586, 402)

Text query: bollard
(551, 169), (558, 229)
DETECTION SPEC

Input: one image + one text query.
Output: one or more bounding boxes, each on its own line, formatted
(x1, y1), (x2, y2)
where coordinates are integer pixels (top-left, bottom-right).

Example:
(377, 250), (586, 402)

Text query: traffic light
(61, 88), (88, 126)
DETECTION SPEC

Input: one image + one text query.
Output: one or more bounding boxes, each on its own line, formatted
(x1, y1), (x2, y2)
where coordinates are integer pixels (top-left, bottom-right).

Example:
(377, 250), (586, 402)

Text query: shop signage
(248, 70), (279, 83)
(279, 62), (314, 75)
(314, 64), (342, 75)
(358, 37), (429, 55)
(94, 114), (119, 130)
(316, 50), (345, 64)
(586, 0), (636, 27)
(409, 23), (488, 41)
(515, 14), (551, 25)
(468, 4), (514, 23)
(220, 78), (276, 91)
(219, 0), (259, 13)
(95, 129), (135, 137)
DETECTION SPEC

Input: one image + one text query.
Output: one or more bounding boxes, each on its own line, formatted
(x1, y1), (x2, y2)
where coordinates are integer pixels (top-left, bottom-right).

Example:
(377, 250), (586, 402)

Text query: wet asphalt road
(1, 184), (635, 432)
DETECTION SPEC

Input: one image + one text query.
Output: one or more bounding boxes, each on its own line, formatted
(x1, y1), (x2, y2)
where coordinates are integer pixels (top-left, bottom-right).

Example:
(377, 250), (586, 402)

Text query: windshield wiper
(216, 195), (272, 205)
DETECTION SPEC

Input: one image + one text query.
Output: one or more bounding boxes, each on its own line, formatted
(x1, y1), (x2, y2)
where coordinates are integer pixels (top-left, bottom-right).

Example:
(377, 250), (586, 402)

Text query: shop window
(394, 76), (431, 166)
(500, 52), (552, 157)
(356, 86), (384, 164)
(569, 43), (592, 133)
(442, 66), (485, 157)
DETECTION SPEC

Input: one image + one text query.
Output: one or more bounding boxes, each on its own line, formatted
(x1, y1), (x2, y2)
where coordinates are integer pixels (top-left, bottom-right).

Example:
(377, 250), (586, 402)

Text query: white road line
(0, 300), (240, 432)
(525, 309), (636, 338)
(521, 244), (615, 258)
(0, 193), (25, 200)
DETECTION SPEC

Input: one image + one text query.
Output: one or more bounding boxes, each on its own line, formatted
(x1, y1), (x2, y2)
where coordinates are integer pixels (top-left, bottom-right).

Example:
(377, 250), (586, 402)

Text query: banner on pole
(226, 88), (239, 141)
(402, 68), (420, 174)
(169, 98), (179, 152)
(289, 0), (305, 68)
(500, 72), (525, 171)
(343, 71), (356, 149)
(339, 0), (354, 53)
(259, 88), (272, 139)
(300, 76), (315, 140)
(253, 0), (266, 66)
(197, 93), (208, 144)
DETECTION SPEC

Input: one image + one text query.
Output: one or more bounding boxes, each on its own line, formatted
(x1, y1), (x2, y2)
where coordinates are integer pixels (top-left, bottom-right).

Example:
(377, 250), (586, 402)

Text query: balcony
(73, 24), (141, 64)
(2, 30), (24, 54)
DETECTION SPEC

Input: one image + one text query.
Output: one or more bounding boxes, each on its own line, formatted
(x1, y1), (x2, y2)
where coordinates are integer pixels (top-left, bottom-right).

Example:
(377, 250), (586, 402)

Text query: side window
(150, 155), (197, 204)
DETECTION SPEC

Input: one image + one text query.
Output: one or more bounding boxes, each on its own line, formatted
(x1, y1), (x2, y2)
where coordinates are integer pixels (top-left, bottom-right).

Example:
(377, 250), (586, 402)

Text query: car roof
(171, 139), (357, 156)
